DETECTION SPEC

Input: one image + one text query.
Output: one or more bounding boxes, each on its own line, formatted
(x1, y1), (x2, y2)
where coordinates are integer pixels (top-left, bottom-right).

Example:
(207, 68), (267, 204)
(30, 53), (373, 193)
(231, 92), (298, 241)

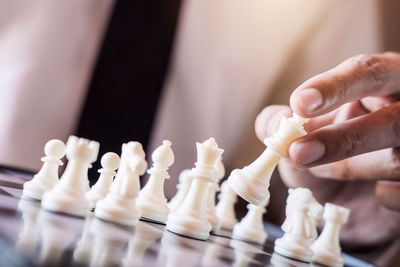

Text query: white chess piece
(86, 152), (120, 209)
(166, 138), (224, 240)
(206, 158), (225, 231)
(95, 141), (147, 226)
(168, 169), (192, 212)
(23, 139), (66, 200)
(232, 199), (268, 245)
(137, 140), (174, 224)
(42, 136), (99, 217)
(274, 188), (323, 263)
(215, 180), (238, 231)
(228, 114), (308, 205)
(311, 203), (350, 267)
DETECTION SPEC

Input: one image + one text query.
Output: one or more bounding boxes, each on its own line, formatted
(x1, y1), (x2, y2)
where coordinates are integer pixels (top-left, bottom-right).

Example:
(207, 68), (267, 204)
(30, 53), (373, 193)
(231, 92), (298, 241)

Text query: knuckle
(388, 103), (400, 145)
(350, 54), (389, 87)
(336, 128), (361, 159)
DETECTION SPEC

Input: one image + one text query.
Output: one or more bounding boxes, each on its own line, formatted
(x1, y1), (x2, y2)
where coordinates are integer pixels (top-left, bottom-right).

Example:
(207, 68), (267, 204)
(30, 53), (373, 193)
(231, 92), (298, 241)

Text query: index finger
(290, 52), (400, 117)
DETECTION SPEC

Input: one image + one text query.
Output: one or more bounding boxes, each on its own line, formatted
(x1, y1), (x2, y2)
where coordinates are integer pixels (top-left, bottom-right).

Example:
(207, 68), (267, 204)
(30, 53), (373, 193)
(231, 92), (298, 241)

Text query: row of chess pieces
(16, 195), (295, 267)
(23, 118), (350, 267)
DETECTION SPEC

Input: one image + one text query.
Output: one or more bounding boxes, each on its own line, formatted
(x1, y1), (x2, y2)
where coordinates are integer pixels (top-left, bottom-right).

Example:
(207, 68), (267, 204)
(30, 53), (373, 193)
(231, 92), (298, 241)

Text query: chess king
(228, 114), (308, 205)
(166, 138), (224, 240)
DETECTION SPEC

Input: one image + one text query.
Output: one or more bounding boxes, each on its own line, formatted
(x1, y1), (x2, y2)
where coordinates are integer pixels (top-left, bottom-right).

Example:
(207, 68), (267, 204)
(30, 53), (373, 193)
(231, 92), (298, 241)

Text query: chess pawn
(122, 221), (164, 266)
(137, 140), (175, 223)
(228, 114), (308, 205)
(166, 138), (224, 240)
(15, 199), (41, 256)
(232, 199), (268, 245)
(23, 139), (66, 200)
(274, 188), (323, 263)
(42, 136), (99, 217)
(86, 152), (120, 209)
(168, 169), (192, 212)
(311, 203), (350, 267)
(95, 141), (147, 226)
(205, 159), (225, 232)
(215, 180), (238, 231)
(73, 214), (94, 265)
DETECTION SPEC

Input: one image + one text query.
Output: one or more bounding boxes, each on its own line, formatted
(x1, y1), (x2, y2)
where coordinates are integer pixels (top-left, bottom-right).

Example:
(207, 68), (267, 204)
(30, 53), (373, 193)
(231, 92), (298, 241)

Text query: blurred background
(0, 0), (400, 265)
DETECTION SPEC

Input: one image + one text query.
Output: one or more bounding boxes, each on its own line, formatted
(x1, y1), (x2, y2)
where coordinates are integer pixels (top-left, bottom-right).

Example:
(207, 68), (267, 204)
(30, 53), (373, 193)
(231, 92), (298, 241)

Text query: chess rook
(311, 203), (350, 267)
(168, 169), (193, 212)
(228, 114), (308, 205)
(23, 139), (66, 200)
(86, 152), (120, 209)
(166, 138), (224, 240)
(137, 140), (175, 224)
(215, 181), (237, 231)
(232, 199), (268, 245)
(274, 188), (323, 263)
(42, 136), (99, 217)
(95, 141), (147, 226)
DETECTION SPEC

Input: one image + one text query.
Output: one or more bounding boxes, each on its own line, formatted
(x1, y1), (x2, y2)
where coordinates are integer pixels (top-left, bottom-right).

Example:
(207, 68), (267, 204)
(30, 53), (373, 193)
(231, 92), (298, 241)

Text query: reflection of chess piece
(311, 203), (350, 267)
(95, 141), (147, 226)
(122, 221), (164, 266)
(160, 230), (207, 267)
(73, 213), (95, 265)
(271, 252), (304, 267)
(86, 152), (120, 209)
(230, 239), (264, 267)
(23, 139), (65, 200)
(206, 159), (225, 232)
(137, 140), (174, 224)
(228, 114), (308, 205)
(274, 188), (323, 263)
(215, 181), (237, 231)
(15, 199), (41, 256)
(37, 210), (84, 266)
(89, 218), (134, 267)
(202, 236), (232, 266)
(233, 199), (268, 245)
(42, 136), (99, 216)
(168, 169), (192, 212)
(166, 138), (224, 240)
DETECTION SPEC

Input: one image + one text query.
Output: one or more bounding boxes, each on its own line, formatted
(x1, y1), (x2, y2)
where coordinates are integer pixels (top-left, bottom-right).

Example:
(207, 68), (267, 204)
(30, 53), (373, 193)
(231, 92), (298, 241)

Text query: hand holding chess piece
(228, 113), (308, 205)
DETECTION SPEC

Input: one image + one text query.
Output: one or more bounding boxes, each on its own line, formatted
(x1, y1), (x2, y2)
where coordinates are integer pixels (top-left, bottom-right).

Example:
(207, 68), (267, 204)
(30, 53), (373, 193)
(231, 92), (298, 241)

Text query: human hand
(255, 52), (400, 247)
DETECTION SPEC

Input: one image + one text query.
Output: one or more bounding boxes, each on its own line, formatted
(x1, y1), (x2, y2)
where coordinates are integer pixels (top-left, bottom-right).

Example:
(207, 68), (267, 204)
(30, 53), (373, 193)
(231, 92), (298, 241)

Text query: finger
(375, 180), (400, 211)
(255, 104), (340, 142)
(255, 105), (292, 142)
(288, 102), (400, 167)
(290, 52), (400, 117)
(308, 148), (400, 181)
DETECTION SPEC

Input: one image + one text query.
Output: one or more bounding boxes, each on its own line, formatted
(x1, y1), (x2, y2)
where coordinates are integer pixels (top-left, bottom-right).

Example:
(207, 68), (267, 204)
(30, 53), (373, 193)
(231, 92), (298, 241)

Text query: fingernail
(289, 140), (325, 166)
(297, 89), (323, 113)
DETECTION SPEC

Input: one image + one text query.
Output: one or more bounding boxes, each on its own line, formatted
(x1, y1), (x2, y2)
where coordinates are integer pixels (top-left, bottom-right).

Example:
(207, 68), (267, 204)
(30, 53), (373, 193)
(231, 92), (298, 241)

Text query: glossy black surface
(0, 167), (373, 267)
